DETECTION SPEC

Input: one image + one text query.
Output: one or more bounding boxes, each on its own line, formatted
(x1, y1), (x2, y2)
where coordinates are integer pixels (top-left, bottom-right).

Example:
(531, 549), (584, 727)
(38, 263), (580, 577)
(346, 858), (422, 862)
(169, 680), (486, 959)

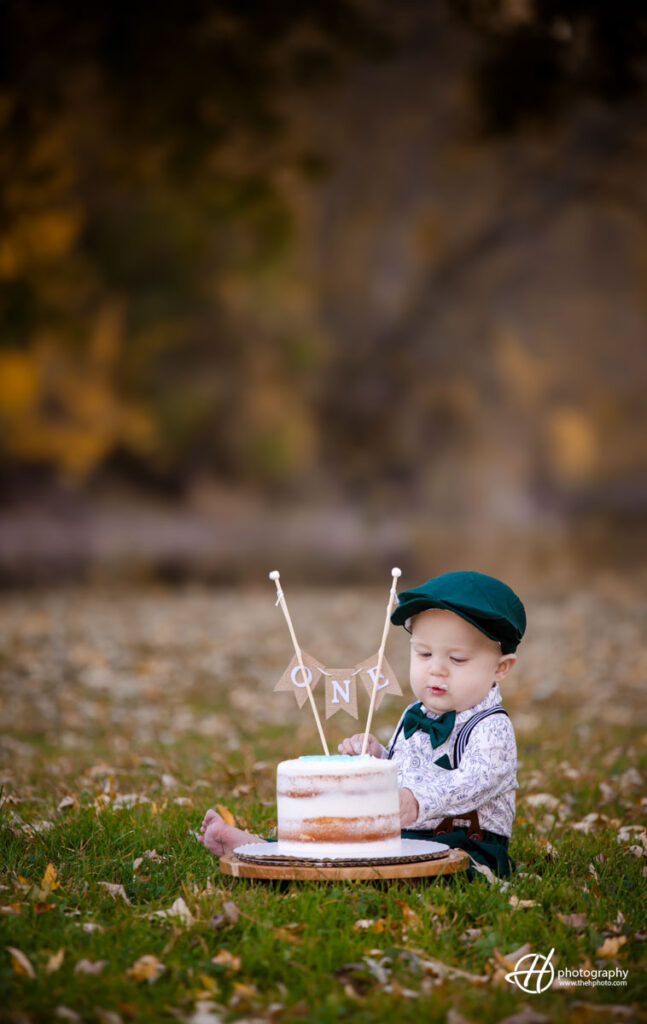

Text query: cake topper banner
(269, 568), (402, 755)
(273, 653), (401, 720)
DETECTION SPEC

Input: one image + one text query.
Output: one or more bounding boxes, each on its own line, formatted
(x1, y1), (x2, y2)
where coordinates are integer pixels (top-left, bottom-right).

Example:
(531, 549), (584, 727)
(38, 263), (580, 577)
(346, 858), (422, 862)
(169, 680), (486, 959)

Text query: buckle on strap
(432, 809), (483, 842)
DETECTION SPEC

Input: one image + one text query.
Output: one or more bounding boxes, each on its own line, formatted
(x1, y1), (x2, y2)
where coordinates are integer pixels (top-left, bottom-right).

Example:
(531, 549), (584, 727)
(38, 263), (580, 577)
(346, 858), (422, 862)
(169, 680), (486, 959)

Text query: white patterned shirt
(378, 683), (518, 837)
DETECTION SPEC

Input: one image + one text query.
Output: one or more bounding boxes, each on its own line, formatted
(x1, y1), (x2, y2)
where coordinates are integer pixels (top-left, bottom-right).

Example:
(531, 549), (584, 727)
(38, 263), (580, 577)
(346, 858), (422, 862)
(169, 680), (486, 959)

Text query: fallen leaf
(209, 900), (240, 929)
(557, 912), (588, 930)
(54, 1008), (81, 1022)
(491, 943), (534, 986)
(595, 935), (627, 957)
(82, 922), (104, 933)
(57, 796), (76, 812)
(152, 896), (194, 926)
(94, 1009), (123, 1024)
(74, 959), (107, 975)
(34, 900), (55, 914)
(495, 1008), (551, 1024)
(509, 895), (538, 909)
(125, 953), (166, 983)
(353, 918), (386, 933)
(216, 803), (235, 826)
(0, 903), (22, 915)
(211, 949), (241, 972)
(568, 1001), (637, 1019)
(98, 882), (132, 905)
(395, 901), (422, 929)
(45, 948), (65, 973)
(229, 979), (258, 1007)
(6, 945), (36, 978)
(185, 1000), (223, 1024)
(447, 1009), (479, 1024)
(274, 925), (304, 944)
(42, 862), (60, 892)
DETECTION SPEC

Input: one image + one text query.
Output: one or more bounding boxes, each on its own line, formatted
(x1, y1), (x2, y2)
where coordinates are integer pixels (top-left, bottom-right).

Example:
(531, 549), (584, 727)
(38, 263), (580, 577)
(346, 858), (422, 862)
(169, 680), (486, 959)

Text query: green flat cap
(391, 570), (526, 653)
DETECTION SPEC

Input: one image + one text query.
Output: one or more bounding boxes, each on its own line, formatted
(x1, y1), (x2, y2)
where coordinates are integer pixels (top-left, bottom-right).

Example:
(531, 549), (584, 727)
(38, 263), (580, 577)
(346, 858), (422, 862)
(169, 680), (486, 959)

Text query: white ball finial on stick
(269, 570), (330, 756)
(361, 566), (403, 755)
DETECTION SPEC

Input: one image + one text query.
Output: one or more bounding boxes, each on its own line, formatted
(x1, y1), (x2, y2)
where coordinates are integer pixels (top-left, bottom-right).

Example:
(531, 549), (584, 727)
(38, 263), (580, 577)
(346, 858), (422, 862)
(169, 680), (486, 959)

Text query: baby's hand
(337, 733), (382, 758)
(398, 787), (419, 827)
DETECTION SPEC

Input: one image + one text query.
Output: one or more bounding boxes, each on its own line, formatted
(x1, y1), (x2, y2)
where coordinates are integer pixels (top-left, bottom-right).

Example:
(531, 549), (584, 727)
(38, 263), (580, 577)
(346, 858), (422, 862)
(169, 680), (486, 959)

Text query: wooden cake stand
(219, 846), (470, 881)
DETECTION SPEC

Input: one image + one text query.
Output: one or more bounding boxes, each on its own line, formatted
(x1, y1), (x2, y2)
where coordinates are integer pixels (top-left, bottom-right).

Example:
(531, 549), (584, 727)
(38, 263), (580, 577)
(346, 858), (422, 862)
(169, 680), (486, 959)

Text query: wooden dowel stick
(361, 568), (401, 755)
(269, 571), (330, 757)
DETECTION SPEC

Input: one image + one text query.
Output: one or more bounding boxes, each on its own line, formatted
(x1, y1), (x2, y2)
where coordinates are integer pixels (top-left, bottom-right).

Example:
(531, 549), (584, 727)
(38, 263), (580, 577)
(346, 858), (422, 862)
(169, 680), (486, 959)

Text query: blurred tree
(0, 0), (388, 487)
(451, 0), (647, 132)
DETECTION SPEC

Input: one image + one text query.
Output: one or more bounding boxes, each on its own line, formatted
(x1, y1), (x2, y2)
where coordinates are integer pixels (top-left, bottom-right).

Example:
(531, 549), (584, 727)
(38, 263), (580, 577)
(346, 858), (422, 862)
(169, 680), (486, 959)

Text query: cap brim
(392, 598), (518, 650)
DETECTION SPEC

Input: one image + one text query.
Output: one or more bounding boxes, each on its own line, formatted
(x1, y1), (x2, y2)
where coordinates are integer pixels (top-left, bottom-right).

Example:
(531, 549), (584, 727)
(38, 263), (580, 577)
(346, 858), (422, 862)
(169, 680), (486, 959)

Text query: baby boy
(199, 570), (525, 878)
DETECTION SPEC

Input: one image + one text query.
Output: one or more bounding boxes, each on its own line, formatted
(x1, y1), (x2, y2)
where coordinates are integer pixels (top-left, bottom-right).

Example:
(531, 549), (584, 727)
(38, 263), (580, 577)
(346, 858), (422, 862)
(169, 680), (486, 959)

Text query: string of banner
(269, 568), (403, 756)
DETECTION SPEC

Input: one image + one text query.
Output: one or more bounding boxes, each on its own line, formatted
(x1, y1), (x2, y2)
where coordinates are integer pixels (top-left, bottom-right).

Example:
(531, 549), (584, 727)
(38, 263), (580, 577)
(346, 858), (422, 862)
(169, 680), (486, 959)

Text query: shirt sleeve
(396, 713), (518, 829)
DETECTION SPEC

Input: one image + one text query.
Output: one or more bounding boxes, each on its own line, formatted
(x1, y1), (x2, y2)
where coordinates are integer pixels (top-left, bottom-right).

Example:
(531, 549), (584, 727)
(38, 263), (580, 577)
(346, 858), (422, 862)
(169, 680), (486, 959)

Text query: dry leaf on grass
(6, 945), (36, 978)
(402, 947), (487, 984)
(353, 918), (386, 933)
(273, 923), (304, 944)
(215, 803), (235, 826)
(74, 959), (107, 975)
(495, 1007), (551, 1024)
(185, 1000), (223, 1024)
(125, 953), (166, 983)
(45, 948), (65, 973)
(557, 912), (588, 930)
(209, 900), (239, 929)
(54, 1007), (81, 1022)
(152, 896), (194, 926)
(569, 1000), (638, 1019)
(42, 862), (60, 892)
(1, 903), (22, 915)
(211, 949), (241, 972)
(509, 896), (538, 908)
(490, 943), (534, 986)
(97, 882), (132, 905)
(595, 935), (627, 957)
(524, 793), (561, 811)
(94, 1009), (123, 1024)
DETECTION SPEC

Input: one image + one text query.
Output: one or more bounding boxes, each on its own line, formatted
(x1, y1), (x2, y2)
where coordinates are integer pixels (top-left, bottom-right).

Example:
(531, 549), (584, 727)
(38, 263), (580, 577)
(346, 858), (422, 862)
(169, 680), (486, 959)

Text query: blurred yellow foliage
(545, 407), (598, 483)
(0, 308), (155, 479)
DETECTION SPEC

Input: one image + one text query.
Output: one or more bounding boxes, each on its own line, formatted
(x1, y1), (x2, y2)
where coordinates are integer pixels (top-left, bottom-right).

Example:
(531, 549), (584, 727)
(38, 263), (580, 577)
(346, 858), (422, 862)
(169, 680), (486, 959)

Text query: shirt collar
(421, 682), (502, 723)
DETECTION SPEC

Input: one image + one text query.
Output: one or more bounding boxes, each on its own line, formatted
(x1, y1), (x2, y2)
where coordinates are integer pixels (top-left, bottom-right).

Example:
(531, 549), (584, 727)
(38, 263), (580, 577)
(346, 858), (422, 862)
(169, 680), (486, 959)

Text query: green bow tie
(402, 705), (456, 748)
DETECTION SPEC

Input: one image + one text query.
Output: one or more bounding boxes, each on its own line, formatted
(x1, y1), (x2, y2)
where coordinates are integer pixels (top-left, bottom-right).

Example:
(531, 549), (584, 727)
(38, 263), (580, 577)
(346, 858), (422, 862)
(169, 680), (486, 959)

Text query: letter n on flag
(356, 654), (402, 710)
(324, 669), (359, 720)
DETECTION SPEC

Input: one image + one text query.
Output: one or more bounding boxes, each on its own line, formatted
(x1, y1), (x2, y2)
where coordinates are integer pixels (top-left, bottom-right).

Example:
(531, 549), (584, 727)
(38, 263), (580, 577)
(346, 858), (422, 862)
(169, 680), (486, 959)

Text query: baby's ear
(495, 654), (517, 681)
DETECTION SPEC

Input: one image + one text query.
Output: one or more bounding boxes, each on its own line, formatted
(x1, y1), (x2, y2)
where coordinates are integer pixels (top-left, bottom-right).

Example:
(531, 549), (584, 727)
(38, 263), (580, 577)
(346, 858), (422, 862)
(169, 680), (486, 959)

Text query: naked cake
(276, 754), (401, 857)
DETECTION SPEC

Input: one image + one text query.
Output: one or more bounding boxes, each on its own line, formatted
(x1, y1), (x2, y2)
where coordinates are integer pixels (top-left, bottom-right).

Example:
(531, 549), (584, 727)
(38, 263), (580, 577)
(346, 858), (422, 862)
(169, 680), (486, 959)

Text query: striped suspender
(387, 704), (509, 766)
(453, 707), (509, 768)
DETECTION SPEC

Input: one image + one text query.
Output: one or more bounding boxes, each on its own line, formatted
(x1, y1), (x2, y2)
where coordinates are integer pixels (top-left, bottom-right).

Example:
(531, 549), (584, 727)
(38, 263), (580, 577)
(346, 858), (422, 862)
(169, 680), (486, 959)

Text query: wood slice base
(219, 847), (470, 881)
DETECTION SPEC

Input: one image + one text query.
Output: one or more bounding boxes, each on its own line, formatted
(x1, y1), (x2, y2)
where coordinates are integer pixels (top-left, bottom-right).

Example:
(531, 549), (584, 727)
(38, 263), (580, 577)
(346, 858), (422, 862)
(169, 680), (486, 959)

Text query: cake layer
(277, 755), (401, 851)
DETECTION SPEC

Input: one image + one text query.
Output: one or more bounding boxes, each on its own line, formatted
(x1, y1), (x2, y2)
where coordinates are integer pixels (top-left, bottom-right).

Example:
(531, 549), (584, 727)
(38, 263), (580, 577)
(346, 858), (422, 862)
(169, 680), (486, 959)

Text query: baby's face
(409, 608), (515, 714)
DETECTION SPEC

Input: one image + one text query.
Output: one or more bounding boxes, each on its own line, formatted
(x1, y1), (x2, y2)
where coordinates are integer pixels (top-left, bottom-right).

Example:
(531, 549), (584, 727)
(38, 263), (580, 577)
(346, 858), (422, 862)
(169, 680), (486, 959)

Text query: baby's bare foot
(197, 810), (263, 856)
(200, 808), (218, 835)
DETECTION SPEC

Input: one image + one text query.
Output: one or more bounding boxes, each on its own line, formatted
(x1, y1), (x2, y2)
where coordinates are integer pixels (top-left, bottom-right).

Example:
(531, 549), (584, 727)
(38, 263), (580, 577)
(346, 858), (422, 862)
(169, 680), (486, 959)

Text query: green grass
(1, 732), (646, 1024)
(1, 584), (646, 1023)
